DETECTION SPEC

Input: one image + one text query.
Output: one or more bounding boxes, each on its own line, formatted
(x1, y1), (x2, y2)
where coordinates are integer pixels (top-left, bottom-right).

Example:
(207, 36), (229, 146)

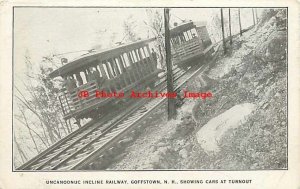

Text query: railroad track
(17, 66), (185, 170)
(17, 46), (220, 171)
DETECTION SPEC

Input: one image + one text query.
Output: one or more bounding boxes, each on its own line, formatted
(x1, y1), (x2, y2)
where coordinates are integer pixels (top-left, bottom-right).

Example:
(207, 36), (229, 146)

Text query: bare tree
(123, 15), (139, 42)
(14, 51), (76, 166)
(13, 133), (28, 165)
(144, 9), (165, 69)
(221, 8), (227, 54)
(206, 13), (222, 43)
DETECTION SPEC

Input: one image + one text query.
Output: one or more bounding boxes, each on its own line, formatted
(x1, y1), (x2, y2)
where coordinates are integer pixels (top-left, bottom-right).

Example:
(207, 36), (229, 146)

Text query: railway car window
(102, 63), (110, 79)
(177, 35), (182, 43)
(122, 53), (130, 67)
(135, 50), (141, 62)
(120, 57), (126, 72)
(188, 31), (193, 40)
(113, 61), (120, 75)
(140, 48), (146, 59)
(171, 38), (177, 46)
(83, 70), (89, 82)
(134, 50), (139, 61)
(110, 59), (119, 75)
(95, 66), (100, 77)
(143, 47), (149, 57)
(112, 61), (118, 76)
(176, 36), (181, 44)
(170, 38), (174, 45)
(75, 72), (83, 86)
(188, 30), (193, 38)
(131, 52), (137, 63)
(96, 65), (103, 77)
(180, 33), (187, 43)
(183, 32), (189, 41)
(99, 63), (108, 79)
(191, 28), (198, 37)
(131, 51), (137, 63)
(177, 35), (183, 44)
(129, 52), (134, 62)
(71, 74), (77, 87)
(80, 71), (87, 84)
(126, 52), (133, 64)
(108, 61), (116, 77)
(120, 55), (127, 68)
(186, 30), (192, 40)
(114, 58), (122, 74)
(127, 52), (133, 65)
(172, 36), (179, 45)
(172, 37), (176, 45)
(141, 48), (146, 58)
(128, 52), (134, 63)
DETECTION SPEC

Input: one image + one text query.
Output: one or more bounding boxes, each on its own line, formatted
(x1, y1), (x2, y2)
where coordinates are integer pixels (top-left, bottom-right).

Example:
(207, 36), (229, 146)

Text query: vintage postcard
(0, 0), (299, 188)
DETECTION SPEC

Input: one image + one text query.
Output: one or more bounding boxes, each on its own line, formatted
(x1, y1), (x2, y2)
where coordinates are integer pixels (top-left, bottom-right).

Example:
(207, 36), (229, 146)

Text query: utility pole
(220, 8), (226, 54)
(252, 8), (256, 25)
(164, 8), (176, 120)
(238, 8), (242, 36)
(255, 9), (259, 24)
(228, 8), (232, 45)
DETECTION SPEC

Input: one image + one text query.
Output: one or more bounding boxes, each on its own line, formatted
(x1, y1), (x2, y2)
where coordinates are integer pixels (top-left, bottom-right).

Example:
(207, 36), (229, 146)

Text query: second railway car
(49, 21), (214, 123)
(170, 21), (214, 69)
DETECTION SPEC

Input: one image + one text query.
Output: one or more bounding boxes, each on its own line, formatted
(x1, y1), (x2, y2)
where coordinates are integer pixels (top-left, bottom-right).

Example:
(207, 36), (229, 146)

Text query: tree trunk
(21, 110), (41, 154)
(238, 8), (242, 36)
(16, 117), (49, 148)
(228, 8), (232, 45)
(15, 88), (58, 143)
(221, 8), (227, 54)
(13, 134), (28, 164)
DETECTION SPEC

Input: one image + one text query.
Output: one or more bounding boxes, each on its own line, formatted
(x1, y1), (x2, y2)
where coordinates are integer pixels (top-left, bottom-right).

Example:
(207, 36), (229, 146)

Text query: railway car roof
(49, 38), (155, 78)
(170, 22), (195, 37)
(49, 21), (207, 78)
(169, 21), (206, 37)
(194, 21), (207, 28)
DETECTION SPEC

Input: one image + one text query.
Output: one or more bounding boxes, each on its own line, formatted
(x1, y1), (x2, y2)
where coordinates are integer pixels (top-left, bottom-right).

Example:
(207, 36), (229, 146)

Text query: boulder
(196, 103), (256, 153)
(179, 149), (188, 158)
(255, 31), (287, 63)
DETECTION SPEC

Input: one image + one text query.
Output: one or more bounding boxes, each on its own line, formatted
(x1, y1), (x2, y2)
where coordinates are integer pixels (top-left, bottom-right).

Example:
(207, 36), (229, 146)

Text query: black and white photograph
(12, 7), (288, 172)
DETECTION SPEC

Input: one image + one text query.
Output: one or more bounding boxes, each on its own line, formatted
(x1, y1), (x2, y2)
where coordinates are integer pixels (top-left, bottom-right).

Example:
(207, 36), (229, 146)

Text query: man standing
(151, 48), (158, 69)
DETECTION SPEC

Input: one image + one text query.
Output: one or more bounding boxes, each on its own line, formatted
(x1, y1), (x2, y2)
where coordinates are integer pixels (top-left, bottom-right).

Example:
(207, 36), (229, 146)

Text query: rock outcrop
(196, 103), (256, 153)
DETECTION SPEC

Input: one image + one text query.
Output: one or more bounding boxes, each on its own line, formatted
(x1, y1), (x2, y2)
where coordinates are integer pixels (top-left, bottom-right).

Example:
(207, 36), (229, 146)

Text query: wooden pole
(229, 8), (232, 45)
(238, 8), (242, 36)
(164, 8), (176, 120)
(255, 8), (259, 23)
(220, 8), (227, 54)
(252, 8), (256, 25)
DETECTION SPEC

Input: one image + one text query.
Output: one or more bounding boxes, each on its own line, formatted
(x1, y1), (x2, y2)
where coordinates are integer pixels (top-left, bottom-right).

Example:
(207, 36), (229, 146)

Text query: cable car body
(49, 38), (162, 121)
(170, 21), (214, 68)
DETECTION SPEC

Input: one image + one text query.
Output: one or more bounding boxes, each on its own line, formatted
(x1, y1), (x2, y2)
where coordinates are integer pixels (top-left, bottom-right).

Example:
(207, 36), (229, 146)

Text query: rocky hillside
(108, 9), (287, 170)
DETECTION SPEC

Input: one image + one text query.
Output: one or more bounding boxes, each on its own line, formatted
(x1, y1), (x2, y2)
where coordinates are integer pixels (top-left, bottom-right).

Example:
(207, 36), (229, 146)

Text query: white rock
(179, 149), (188, 158)
(196, 103), (256, 153)
(176, 140), (185, 146)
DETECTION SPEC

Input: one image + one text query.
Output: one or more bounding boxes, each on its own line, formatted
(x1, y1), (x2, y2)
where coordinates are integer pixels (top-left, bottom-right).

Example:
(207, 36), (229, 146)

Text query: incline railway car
(49, 21), (214, 123)
(49, 38), (162, 123)
(170, 21), (214, 69)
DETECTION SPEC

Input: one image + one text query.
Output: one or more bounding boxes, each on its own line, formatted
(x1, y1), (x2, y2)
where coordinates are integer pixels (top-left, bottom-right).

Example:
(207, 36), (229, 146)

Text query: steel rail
(17, 67), (184, 170)
(69, 51), (219, 170)
(17, 39), (225, 171)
